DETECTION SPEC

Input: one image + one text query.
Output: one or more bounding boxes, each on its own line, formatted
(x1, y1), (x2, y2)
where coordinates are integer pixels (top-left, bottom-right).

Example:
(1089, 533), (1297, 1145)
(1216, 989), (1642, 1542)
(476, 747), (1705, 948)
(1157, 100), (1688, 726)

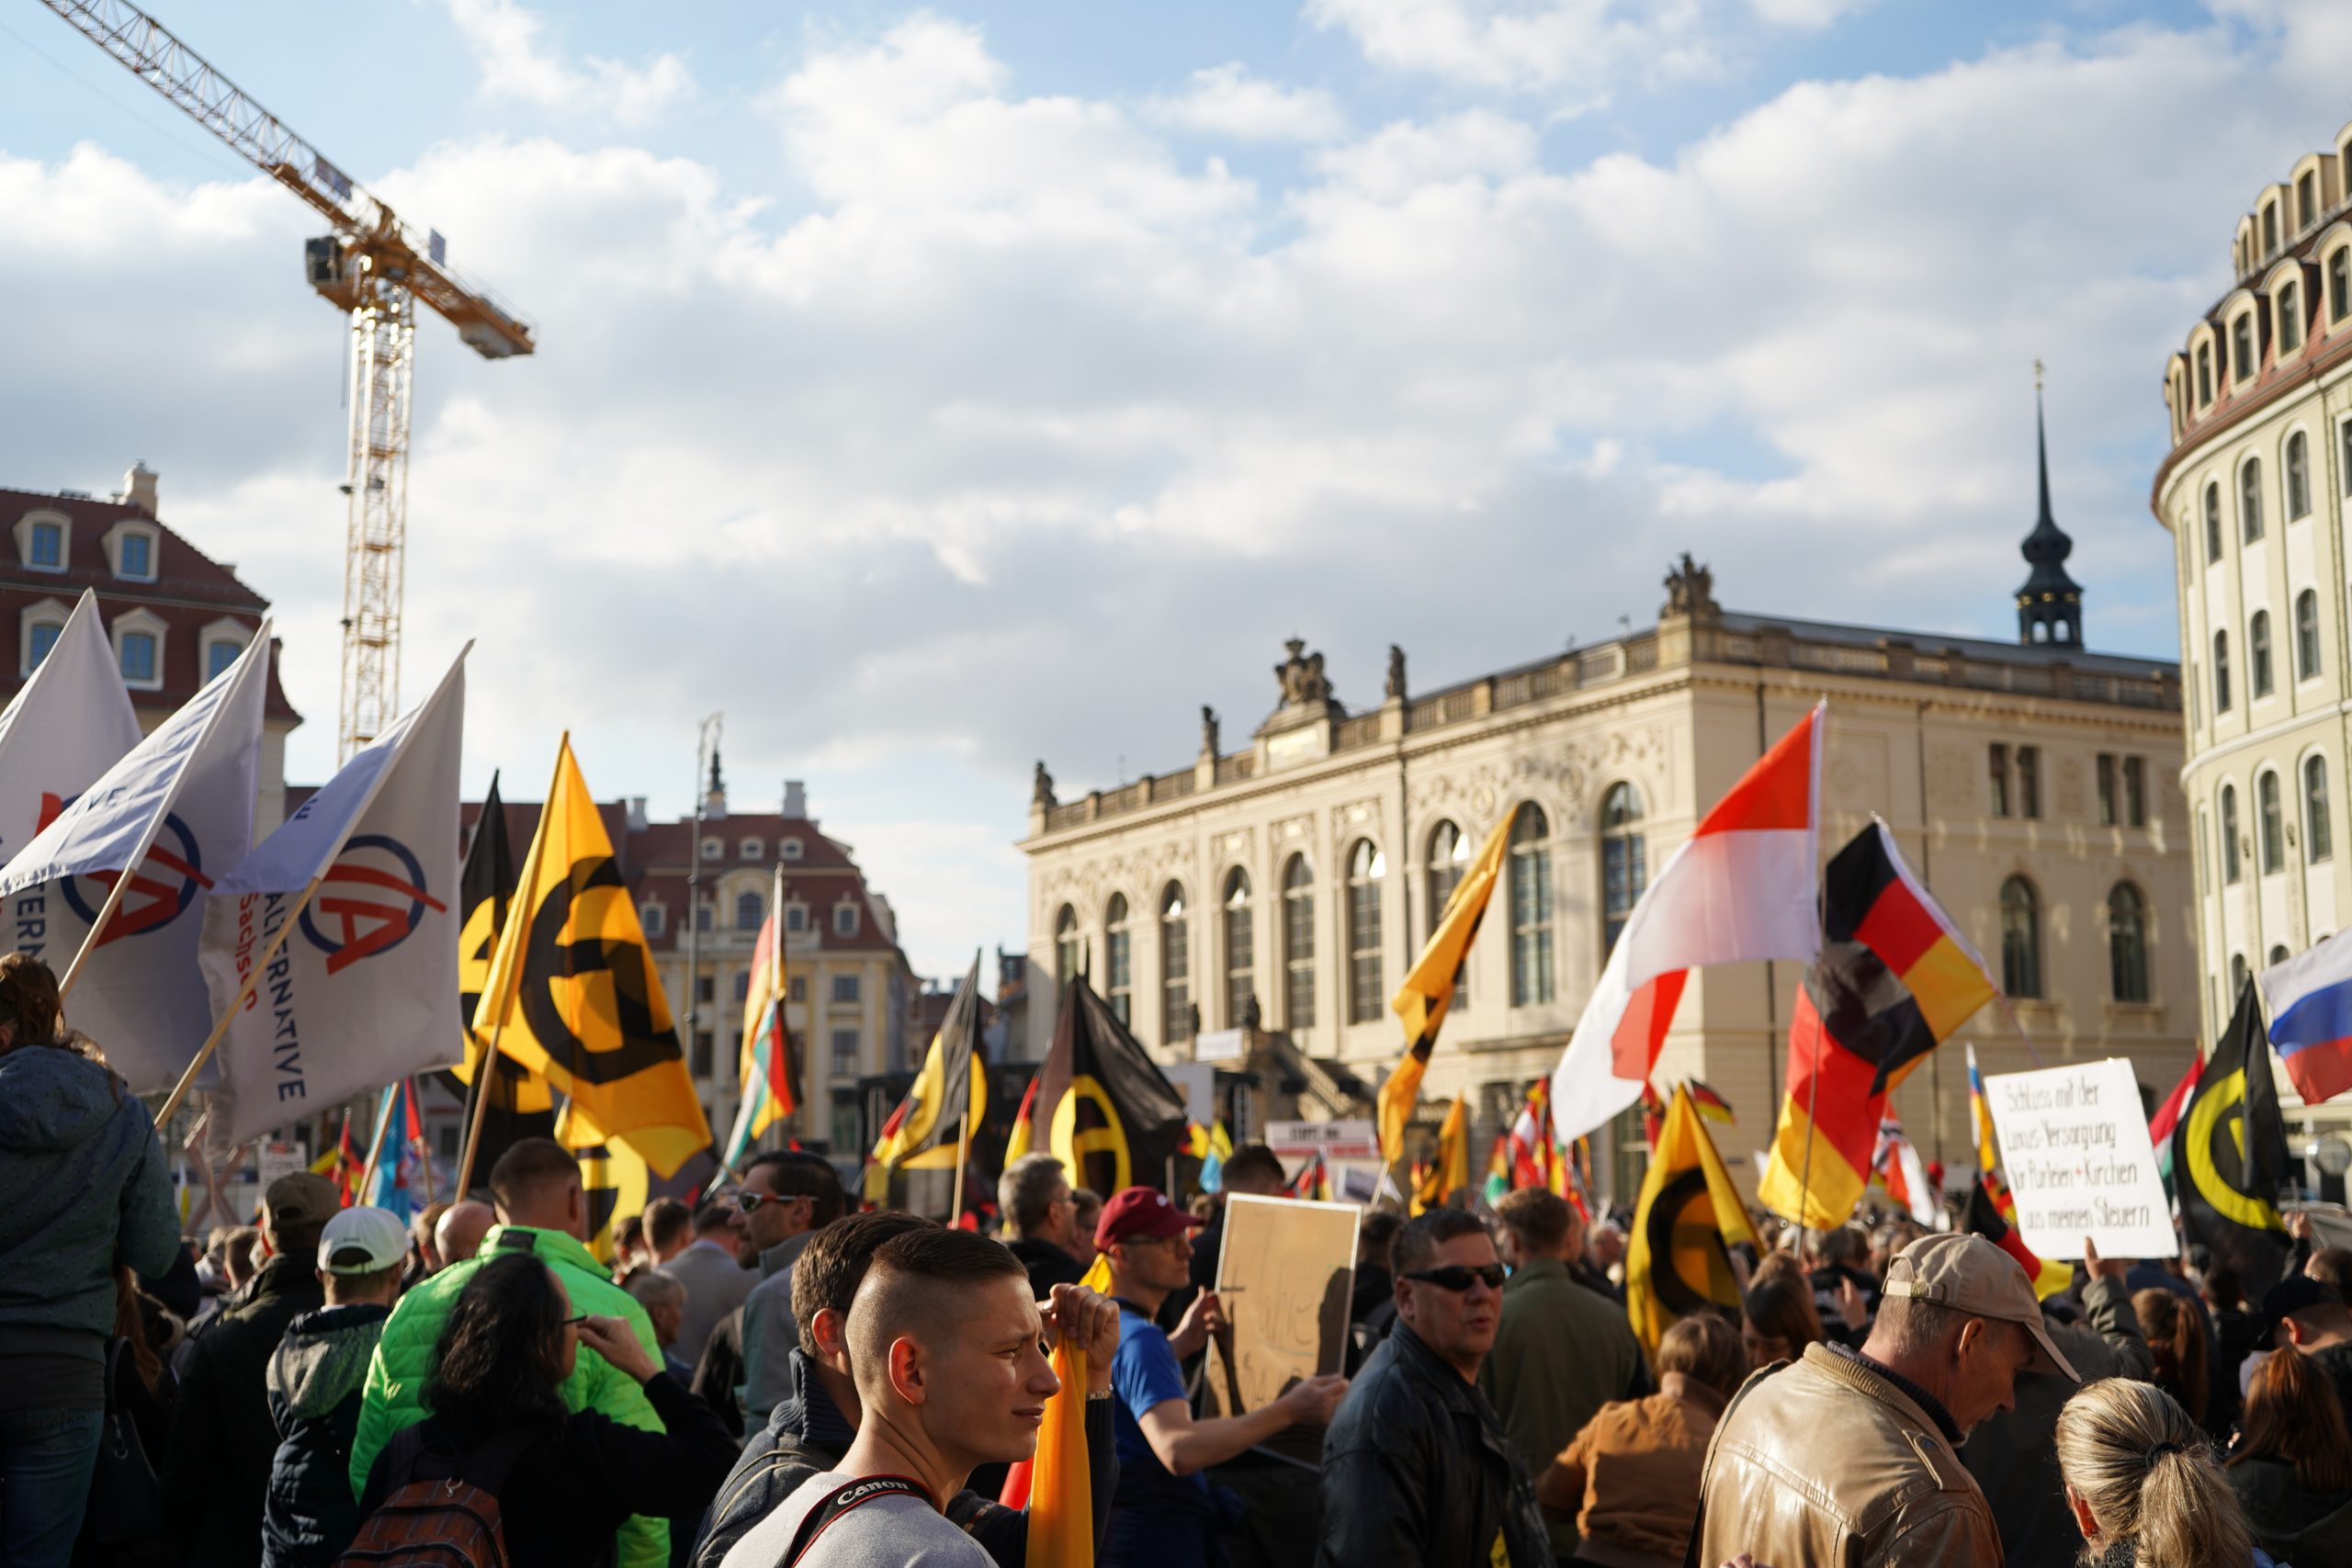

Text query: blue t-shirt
(1109, 1301), (1212, 1524)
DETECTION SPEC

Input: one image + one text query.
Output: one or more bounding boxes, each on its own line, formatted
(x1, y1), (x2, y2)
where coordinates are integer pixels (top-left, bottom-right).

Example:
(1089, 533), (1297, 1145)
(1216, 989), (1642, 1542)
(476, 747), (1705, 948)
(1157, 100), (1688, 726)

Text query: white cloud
(2, 10), (2338, 973)
(1146, 63), (1348, 143)
(1305, 0), (1720, 97)
(446, 0), (693, 124)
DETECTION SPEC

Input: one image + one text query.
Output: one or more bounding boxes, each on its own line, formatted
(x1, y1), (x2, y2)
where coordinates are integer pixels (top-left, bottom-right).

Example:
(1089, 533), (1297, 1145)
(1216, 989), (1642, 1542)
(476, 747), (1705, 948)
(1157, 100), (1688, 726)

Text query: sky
(2, 0), (2346, 981)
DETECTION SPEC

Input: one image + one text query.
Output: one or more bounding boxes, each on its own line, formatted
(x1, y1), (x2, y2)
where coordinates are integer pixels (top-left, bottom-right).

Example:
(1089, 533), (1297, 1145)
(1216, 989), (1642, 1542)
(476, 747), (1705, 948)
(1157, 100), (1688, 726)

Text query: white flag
(0, 590), (142, 861)
(0, 624), (272, 1091)
(202, 649), (467, 1147)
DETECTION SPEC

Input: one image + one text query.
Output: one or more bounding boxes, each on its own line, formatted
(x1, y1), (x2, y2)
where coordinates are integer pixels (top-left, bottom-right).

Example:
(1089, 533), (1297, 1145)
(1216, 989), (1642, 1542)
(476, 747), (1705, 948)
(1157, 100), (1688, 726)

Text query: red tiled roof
(0, 486), (301, 724)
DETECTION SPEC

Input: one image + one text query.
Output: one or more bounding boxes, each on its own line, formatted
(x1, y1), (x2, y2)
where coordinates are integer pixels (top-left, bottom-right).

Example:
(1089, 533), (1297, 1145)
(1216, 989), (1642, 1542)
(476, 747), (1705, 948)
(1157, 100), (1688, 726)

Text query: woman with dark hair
(355, 1252), (737, 1568)
(2133, 1288), (2209, 1427)
(1738, 1269), (1824, 1373)
(2227, 1345), (2352, 1563)
(0, 954), (180, 1568)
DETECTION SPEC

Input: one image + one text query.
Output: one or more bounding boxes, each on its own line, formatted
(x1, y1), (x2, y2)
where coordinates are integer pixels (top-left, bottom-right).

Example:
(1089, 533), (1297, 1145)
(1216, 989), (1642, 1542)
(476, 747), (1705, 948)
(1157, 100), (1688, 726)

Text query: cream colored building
(2158, 118), (2352, 1150)
(1021, 556), (2194, 1203)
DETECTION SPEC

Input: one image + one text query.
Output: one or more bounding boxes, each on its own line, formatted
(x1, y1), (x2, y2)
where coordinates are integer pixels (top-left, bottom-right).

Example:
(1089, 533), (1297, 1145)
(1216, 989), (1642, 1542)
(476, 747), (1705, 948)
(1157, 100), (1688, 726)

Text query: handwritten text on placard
(1983, 1057), (2174, 1261)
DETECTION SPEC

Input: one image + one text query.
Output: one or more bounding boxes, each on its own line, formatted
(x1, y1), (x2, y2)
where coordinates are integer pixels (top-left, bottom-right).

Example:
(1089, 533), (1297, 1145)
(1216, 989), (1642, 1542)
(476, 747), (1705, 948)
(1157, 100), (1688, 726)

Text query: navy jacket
(263, 1303), (391, 1568)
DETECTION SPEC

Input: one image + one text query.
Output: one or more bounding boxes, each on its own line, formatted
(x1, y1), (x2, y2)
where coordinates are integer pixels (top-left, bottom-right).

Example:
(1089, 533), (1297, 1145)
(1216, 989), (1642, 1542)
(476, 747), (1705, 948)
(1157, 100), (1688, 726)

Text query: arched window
(2334, 247), (2350, 322)
(1346, 840), (1385, 1023)
(1104, 894), (1132, 1024)
(2260, 770), (2286, 873)
(1283, 854), (1316, 1031)
(2299, 589), (2322, 680)
(2234, 313), (2257, 383)
(2242, 458), (2265, 542)
(1160, 884), (1193, 1043)
(2204, 482), (2222, 563)
(2214, 630), (2233, 713)
(2309, 756), (2335, 863)
(2198, 804), (2211, 895)
(2251, 610), (2275, 697)
(734, 890), (763, 931)
(1426, 821), (1472, 1007)
(2222, 784), (2243, 884)
(1055, 905), (1080, 988)
(1222, 869), (1253, 1026)
(1999, 876), (2041, 998)
(2232, 953), (2249, 995)
(1509, 804), (1555, 1007)
(2288, 432), (2312, 519)
(2108, 884), (2149, 1004)
(2280, 279), (2304, 353)
(1600, 784), (1648, 958)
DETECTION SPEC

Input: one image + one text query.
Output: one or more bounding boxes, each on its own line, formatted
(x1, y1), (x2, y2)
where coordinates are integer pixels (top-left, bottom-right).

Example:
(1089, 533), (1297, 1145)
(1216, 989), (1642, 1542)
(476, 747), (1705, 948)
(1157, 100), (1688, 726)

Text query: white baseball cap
(320, 1206), (408, 1274)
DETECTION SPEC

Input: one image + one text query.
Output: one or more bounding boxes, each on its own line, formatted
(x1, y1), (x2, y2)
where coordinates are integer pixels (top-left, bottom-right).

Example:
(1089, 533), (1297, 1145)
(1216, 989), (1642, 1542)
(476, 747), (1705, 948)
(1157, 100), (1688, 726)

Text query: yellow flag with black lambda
(866, 953), (988, 1202)
(1380, 814), (1512, 1165)
(562, 1101), (650, 1268)
(2175, 978), (2292, 1296)
(1411, 1098), (1470, 1215)
(448, 772), (556, 1145)
(1627, 1085), (1758, 1357)
(471, 736), (711, 1179)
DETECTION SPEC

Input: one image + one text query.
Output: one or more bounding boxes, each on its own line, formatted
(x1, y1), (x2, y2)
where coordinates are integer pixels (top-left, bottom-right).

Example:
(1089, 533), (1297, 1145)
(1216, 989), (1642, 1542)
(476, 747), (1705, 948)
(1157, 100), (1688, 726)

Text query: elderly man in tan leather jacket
(1695, 1234), (2077, 1567)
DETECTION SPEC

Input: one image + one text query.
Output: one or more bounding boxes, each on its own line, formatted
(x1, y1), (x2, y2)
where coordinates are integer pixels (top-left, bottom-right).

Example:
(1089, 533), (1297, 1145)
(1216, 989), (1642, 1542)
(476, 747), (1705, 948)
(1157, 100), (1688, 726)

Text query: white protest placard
(1983, 1057), (2173, 1260)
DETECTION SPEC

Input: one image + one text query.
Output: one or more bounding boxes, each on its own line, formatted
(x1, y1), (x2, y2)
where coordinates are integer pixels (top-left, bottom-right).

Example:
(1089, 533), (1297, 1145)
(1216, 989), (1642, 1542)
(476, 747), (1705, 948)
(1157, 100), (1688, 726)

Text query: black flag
(442, 773), (552, 1170)
(2174, 979), (2292, 1295)
(1031, 976), (1191, 1197)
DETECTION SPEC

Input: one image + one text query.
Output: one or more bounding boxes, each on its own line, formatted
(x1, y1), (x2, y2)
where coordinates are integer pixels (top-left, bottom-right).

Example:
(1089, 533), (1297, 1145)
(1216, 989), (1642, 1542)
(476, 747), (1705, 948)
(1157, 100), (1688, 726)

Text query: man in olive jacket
(347, 1139), (670, 1568)
(1480, 1188), (1647, 1561)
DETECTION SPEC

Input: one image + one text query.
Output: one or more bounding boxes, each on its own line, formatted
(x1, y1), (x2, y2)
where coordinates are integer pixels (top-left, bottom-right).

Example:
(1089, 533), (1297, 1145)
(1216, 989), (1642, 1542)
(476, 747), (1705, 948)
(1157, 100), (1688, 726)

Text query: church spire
(2017, 360), (2083, 647)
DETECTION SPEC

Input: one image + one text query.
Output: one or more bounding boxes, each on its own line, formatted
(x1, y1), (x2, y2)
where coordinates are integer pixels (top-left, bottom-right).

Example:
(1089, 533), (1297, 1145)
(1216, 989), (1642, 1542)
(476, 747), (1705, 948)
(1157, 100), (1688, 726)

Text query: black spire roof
(2017, 370), (2082, 647)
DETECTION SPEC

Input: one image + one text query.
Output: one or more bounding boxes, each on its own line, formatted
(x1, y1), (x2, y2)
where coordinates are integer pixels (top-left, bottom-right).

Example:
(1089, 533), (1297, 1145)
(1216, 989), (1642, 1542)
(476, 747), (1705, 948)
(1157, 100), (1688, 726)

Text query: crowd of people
(6, 937), (2352, 1565)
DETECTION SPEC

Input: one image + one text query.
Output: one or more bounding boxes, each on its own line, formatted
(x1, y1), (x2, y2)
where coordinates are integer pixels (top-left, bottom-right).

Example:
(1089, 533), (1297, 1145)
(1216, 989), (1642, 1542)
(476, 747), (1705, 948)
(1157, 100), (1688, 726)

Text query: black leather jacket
(689, 1348), (1119, 1568)
(1317, 1322), (1549, 1568)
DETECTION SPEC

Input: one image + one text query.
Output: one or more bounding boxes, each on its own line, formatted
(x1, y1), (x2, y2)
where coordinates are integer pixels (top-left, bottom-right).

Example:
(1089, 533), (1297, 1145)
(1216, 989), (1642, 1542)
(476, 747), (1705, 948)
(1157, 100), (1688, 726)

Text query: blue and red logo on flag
(300, 835), (447, 975)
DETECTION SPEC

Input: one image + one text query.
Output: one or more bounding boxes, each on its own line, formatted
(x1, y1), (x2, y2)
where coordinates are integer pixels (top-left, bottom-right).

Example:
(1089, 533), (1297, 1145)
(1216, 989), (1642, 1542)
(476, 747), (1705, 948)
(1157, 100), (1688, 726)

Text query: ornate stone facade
(1022, 590), (2192, 1204)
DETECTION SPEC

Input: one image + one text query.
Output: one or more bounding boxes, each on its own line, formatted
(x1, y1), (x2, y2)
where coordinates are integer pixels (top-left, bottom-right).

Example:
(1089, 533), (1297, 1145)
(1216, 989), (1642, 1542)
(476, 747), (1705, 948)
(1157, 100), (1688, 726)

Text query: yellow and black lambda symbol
(519, 854), (683, 1083)
(1053, 1075), (1135, 1196)
(2184, 1066), (2284, 1232)
(1642, 1169), (1741, 1316)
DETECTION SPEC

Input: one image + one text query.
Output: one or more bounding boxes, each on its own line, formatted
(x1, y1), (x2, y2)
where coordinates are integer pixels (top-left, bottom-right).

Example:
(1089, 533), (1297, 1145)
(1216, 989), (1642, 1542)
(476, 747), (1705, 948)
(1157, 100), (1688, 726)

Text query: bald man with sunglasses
(1318, 1208), (1548, 1568)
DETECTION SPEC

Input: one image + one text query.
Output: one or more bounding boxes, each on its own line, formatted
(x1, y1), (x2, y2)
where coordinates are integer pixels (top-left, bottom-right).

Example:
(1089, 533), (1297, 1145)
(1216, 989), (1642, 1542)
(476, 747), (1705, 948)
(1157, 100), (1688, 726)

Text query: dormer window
(27, 622), (60, 671)
(833, 903), (859, 937)
(700, 837), (722, 862)
(18, 600), (68, 678)
(2280, 280), (2304, 354)
(2197, 344), (2213, 405)
(2331, 248), (2349, 324)
(739, 837), (763, 862)
(780, 839), (806, 862)
(198, 618), (250, 684)
(640, 902), (668, 939)
(2233, 313), (2258, 383)
(107, 523), (157, 582)
(785, 902), (808, 933)
(2301, 171), (2319, 231)
(15, 513), (69, 572)
(111, 608), (165, 691)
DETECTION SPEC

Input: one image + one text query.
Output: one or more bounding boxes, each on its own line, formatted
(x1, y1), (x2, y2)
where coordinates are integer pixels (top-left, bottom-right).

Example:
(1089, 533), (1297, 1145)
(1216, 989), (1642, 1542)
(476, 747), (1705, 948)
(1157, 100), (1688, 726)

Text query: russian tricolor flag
(2260, 935), (2352, 1105)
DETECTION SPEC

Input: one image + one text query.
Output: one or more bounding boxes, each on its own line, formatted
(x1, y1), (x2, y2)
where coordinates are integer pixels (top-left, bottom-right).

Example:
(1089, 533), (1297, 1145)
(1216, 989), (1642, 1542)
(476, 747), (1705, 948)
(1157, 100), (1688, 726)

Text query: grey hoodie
(0, 1043), (179, 1350)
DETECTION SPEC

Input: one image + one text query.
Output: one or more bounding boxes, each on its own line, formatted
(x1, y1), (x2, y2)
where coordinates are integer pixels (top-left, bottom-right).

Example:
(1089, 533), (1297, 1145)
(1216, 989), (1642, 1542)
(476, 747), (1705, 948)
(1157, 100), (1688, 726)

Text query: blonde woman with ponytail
(2052, 1377), (2276, 1567)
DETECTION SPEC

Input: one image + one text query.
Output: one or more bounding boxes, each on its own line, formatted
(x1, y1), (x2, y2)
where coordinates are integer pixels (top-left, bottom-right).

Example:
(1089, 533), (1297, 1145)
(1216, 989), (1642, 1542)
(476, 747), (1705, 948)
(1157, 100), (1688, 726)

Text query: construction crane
(37, 0), (535, 760)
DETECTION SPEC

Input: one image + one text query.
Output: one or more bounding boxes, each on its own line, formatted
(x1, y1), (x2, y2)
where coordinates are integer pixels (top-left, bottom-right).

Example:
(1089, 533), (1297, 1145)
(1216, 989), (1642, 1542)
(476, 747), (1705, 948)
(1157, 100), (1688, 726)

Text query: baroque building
(1022, 534), (2193, 1201)
(2158, 117), (2352, 1149)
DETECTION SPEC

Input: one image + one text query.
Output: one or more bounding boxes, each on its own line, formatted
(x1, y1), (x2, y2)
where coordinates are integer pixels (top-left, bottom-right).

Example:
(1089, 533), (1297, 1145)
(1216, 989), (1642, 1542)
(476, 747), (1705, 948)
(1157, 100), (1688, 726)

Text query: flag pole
(1793, 1032), (1824, 1259)
(454, 1019), (508, 1201)
(410, 1079), (440, 1206)
(156, 874), (330, 1127)
(357, 1081), (399, 1206)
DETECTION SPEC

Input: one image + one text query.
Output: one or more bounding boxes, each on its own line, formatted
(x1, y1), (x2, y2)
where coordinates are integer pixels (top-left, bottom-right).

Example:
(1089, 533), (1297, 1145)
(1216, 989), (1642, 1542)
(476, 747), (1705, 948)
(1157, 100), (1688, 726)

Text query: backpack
(75, 1337), (169, 1567)
(335, 1424), (539, 1568)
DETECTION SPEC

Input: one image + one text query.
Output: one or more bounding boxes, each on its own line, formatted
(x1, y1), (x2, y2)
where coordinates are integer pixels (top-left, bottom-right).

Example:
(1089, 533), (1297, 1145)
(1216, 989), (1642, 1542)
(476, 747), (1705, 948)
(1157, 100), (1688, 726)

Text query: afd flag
(2261, 934), (2352, 1106)
(0, 622), (271, 1092)
(0, 589), (141, 862)
(201, 649), (467, 1147)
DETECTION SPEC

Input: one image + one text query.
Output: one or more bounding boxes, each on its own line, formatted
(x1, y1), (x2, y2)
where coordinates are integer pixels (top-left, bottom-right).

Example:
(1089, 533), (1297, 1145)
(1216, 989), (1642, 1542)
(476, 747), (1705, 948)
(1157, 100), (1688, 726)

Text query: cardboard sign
(1264, 1119), (1380, 1159)
(1203, 1194), (1359, 1431)
(1983, 1058), (2174, 1260)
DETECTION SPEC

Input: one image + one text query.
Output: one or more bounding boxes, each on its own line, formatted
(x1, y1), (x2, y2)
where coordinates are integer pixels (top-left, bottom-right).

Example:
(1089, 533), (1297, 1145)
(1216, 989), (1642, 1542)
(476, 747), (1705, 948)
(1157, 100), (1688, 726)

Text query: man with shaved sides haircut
(718, 1228), (1087, 1567)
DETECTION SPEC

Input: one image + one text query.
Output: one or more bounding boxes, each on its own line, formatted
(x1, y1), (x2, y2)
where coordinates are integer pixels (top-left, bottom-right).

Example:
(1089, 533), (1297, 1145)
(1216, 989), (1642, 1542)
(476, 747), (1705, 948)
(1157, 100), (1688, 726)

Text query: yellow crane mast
(37, 0), (535, 759)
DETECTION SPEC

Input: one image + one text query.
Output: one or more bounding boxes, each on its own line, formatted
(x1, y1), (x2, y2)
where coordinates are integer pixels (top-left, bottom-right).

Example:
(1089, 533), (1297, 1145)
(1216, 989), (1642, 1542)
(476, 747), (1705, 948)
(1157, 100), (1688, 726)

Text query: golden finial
(2034, 357), (2045, 392)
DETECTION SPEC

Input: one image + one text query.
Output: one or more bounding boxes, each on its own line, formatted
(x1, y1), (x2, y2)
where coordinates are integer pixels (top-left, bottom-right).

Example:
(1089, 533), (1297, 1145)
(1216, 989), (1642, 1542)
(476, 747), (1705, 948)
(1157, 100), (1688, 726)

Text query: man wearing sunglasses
(737, 1151), (848, 1430)
(1318, 1208), (1548, 1568)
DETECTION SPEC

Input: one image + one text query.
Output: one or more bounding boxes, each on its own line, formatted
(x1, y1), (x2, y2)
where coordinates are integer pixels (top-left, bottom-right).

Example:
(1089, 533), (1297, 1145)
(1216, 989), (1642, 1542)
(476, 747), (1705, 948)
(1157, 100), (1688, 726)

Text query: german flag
(1379, 813), (1512, 1164)
(1963, 1172), (2073, 1300)
(471, 737), (712, 1178)
(1967, 1043), (1999, 1175)
(1685, 1079), (1734, 1124)
(1758, 822), (1994, 1228)
(2175, 980), (2292, 1295)
(1627, 1086), (1758, 1356)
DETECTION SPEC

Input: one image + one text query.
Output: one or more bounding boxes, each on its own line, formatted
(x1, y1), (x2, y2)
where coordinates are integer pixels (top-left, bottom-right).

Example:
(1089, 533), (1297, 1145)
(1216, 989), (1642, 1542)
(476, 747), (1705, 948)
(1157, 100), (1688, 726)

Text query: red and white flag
(0, 625), (272, 1092)
(1553, 701), (1824, 1144)
(202, 650), (467, 1147)
(0, 590), (141, 863)
(1871, 1116), (1937, 1224)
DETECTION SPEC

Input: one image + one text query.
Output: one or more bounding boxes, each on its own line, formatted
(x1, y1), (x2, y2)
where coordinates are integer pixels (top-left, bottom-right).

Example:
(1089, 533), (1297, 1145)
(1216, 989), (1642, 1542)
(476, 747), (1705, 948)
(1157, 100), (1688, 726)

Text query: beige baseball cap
(1880, 1234), (2079, 1382)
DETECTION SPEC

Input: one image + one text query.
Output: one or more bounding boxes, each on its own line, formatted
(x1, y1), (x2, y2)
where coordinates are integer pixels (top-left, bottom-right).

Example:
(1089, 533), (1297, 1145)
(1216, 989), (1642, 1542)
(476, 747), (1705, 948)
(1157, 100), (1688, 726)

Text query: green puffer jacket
(347, 1224), (670, 1568)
